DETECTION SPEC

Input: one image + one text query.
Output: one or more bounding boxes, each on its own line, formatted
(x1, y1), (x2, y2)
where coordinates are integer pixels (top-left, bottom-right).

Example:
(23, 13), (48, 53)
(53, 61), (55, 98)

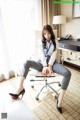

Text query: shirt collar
(46, 40), (52, 44)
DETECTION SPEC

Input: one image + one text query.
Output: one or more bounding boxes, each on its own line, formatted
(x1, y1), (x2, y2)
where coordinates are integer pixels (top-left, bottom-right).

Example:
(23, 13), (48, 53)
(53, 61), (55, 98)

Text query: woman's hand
(47, 65), (53, 76)
(42, 65), (53, 76)
(42, 67), (48, 76)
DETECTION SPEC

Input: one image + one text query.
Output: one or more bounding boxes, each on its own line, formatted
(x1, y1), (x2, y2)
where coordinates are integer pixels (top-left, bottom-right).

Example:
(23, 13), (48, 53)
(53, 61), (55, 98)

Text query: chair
(29, 71), (61, 101)
(29, 51), (63, 101)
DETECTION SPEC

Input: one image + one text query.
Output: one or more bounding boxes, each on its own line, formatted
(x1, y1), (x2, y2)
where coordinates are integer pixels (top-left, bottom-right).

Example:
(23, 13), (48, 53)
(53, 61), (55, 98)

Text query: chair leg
(30, 78), (60, 101)
(49, 81), (61, 87)
(35, 85), (46, 100)
(47, 84), (59, 96)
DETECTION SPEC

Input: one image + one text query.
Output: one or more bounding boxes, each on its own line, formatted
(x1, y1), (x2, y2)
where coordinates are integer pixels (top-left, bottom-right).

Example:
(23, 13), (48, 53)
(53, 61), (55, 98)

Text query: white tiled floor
(6, 100), (35, 120)
(0, 80), (36, 120)
(0, 67), (80, 120)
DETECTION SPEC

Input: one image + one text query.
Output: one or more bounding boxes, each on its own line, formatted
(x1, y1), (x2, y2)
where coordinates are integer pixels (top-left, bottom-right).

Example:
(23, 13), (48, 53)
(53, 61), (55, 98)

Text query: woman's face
(43, 30), (51, 42)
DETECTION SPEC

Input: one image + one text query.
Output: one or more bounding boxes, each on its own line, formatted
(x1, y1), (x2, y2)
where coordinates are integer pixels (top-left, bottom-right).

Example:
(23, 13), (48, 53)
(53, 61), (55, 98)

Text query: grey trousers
(20, 60), (71, 90)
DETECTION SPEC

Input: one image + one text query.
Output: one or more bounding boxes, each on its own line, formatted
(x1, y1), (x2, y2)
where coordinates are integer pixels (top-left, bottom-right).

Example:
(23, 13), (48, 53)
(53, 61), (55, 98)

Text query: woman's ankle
(16, 87), (24, 94)
(58, 90), (66, 107)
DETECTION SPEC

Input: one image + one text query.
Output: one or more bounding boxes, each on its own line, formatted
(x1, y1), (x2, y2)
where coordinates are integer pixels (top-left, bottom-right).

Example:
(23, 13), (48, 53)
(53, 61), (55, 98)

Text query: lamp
(53, 15), (66, 38)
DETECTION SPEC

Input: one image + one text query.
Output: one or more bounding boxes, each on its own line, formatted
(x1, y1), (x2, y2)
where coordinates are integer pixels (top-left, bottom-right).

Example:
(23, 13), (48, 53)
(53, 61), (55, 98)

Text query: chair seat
(29, 70), (59, 77)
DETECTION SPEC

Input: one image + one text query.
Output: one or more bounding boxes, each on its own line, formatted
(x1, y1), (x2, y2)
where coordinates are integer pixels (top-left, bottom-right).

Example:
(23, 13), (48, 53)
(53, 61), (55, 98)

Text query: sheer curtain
(0, 0), (42, 81)
(41, 0), (53, 27)
(41, 0), (59, 28)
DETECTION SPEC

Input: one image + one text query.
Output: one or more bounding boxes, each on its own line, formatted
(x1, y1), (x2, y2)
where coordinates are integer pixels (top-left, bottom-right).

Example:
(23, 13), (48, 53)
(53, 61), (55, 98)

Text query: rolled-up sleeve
(37, 39), (47, 67)
(48, 50), (57, 66)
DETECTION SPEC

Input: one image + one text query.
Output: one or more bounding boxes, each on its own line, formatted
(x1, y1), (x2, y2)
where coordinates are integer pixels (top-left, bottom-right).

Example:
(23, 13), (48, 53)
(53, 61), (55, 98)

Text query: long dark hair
(42, 24), (56, 51)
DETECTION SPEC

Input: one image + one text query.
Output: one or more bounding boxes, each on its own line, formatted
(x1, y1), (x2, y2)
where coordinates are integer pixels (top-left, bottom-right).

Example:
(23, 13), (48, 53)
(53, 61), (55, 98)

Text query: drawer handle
(63, 45), (65, 47)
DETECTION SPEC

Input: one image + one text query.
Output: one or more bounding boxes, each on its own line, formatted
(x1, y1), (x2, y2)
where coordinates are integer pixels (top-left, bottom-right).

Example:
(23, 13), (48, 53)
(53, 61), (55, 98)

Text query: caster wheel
(55, 94), (58, 99)
(31, 85), (34, 88)
(58, 83), (61, 86)
(35, 97), (39, 101)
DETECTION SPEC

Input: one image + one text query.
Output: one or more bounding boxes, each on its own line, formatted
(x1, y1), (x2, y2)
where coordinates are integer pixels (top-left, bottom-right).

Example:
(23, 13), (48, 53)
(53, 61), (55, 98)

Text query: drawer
(58, 43), (78, 51)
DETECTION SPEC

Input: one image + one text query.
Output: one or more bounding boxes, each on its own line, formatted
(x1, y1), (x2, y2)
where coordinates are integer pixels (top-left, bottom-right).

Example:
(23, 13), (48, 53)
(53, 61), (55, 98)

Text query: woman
(9, 25), (71, 114)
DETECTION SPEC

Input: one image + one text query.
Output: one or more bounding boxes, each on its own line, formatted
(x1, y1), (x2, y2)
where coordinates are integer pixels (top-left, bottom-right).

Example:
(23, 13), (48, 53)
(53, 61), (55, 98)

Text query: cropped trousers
(20, 60), (71, 90)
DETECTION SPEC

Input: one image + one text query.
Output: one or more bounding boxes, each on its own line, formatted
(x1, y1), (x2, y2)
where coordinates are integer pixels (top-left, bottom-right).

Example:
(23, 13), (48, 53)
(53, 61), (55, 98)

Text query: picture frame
(72, 0), (80, 18)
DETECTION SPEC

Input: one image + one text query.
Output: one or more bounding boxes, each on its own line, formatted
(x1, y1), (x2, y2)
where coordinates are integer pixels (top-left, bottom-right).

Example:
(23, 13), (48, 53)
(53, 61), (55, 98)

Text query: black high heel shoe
(9, 88), (25, 99)
(56, 98), (62, 114)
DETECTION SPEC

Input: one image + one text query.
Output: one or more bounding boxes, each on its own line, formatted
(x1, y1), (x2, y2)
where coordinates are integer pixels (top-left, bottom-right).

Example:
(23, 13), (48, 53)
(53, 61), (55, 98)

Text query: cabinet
(58, 39), (80, 70)
(62, 50), (80, 66)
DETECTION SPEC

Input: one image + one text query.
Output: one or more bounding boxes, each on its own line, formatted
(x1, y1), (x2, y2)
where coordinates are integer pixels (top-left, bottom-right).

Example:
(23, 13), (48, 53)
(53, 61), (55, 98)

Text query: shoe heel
(20, 89), (25, 99)
(9, 88), (25, 100)
(56, 98), (62, 114)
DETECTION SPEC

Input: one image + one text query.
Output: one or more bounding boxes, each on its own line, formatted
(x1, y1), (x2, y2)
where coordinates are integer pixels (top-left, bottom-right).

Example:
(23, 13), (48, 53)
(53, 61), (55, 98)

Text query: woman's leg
(52, 62), (71, 107)
(16, 76), (25, 94)
(17, 60), (43, 94)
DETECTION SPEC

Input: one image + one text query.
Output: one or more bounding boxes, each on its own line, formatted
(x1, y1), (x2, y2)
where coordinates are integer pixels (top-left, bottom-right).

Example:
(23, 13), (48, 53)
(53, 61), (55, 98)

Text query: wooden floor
(0, 67), (80, 120)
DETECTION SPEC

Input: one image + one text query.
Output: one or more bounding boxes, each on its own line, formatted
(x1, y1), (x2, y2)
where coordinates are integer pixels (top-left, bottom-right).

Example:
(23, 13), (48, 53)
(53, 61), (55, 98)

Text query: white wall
(61, 4), (80, 40)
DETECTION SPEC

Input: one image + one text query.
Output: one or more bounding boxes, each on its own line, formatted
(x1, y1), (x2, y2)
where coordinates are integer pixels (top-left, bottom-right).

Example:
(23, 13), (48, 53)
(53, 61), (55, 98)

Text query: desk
(58, 40), (80, 52)
(57, 40), (80, 70)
